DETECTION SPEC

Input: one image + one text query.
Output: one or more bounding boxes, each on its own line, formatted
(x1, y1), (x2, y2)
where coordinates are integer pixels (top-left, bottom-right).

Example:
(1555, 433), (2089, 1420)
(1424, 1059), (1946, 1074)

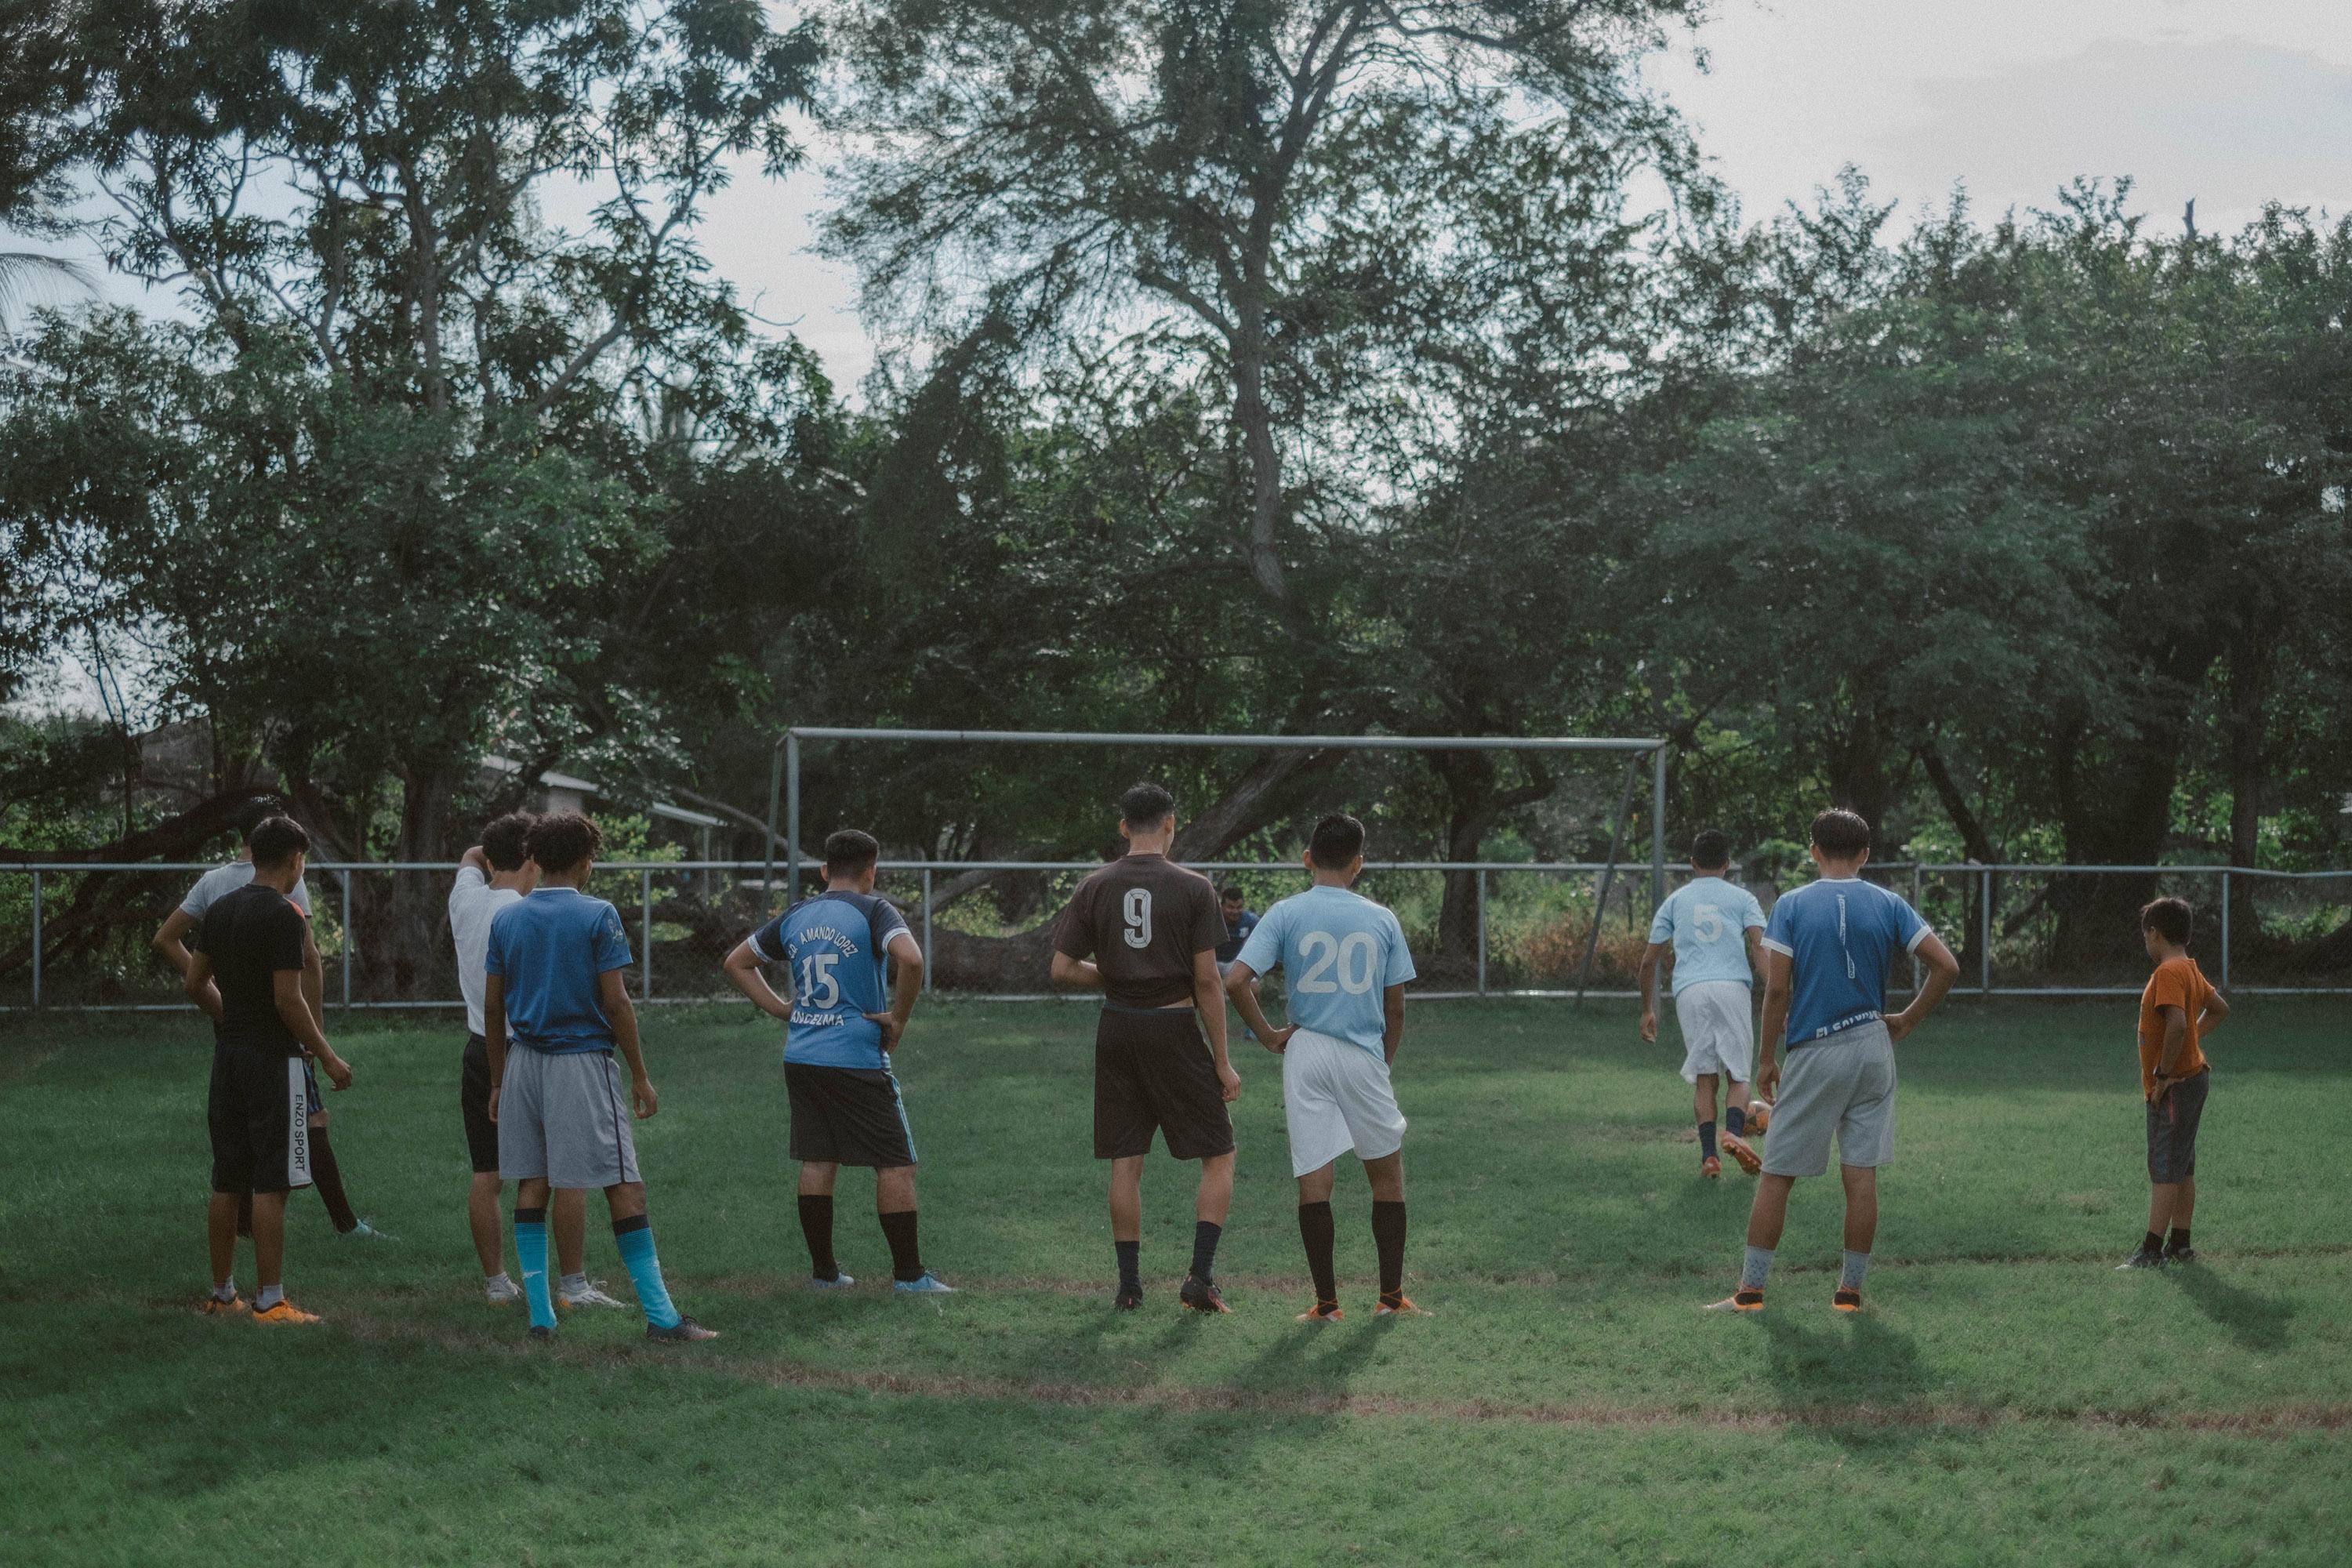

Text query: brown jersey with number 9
(1054, 853), (1228, 1010)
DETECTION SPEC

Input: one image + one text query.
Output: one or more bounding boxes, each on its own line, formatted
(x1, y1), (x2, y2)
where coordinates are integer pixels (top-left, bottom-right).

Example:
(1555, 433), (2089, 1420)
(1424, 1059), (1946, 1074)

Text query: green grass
(5, 998), (2350, 1566)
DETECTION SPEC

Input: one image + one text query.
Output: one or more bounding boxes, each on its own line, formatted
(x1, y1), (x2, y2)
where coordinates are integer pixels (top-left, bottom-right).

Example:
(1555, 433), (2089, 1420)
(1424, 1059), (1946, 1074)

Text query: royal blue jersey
(751, 889), (913, 1069)
(485, 887), (633, 1053)
(1760, 877), (1930, 1046)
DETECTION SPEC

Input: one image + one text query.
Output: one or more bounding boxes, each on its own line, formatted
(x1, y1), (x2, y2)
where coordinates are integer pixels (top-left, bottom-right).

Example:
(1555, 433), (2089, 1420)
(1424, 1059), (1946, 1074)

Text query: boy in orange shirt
(2120, 896), (2229, 1270)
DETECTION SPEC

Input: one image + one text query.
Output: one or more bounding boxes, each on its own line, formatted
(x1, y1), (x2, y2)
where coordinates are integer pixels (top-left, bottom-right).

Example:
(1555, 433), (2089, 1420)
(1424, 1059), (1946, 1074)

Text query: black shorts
(1093, 1004), (1234, 1162)
(209, 1036), (314, 1195)
(2147, 1066), (2210, 1185)
(786, 1064), (917, 1168)
(461, 1033), (500, 1174)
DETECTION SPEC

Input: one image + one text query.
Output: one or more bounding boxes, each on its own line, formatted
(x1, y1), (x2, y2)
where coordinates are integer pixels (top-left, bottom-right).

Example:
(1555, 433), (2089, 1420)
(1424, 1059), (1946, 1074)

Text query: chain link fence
(5, 859), (2350, 1012)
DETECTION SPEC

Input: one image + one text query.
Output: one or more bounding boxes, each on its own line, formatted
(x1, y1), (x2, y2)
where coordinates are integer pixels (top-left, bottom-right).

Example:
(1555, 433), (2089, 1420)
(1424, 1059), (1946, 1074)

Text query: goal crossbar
(764, 726), (1669, 913)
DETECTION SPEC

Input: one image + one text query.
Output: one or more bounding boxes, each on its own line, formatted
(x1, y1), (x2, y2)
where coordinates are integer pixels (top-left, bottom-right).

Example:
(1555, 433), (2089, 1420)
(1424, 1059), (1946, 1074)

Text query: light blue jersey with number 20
(1233, 884), (1417, 1058)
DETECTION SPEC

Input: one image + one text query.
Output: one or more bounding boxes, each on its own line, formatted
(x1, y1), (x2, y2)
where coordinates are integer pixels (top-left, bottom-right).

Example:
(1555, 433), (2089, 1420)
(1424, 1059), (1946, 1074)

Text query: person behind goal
(1051, 782), (1242, 1313)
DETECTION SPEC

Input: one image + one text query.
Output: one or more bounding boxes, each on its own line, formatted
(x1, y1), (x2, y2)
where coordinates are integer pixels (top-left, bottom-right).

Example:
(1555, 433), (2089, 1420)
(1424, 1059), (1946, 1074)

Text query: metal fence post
(641, 869), (655, 998)
(1475, 870), (1488, 997)
(2219, 868), (2231, 991)
(921, 869), (934, 993)
(340, 873), (353, 1010)
(28, 869), (40, 1009)
(1980, 867), (1994, 996)
(1911, 863), (1924, 993)
(785, 731), (801, 904)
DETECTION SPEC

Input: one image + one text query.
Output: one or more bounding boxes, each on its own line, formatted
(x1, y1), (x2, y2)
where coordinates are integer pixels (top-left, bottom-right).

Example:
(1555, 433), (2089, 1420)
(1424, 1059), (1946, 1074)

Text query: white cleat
(558, 1279), (631, 1310)
(484, 1275), (524, 1305)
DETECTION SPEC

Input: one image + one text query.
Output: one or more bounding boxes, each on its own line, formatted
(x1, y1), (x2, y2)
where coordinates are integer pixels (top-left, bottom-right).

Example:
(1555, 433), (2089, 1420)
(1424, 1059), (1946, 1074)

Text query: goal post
(761, 728), (1670, 947)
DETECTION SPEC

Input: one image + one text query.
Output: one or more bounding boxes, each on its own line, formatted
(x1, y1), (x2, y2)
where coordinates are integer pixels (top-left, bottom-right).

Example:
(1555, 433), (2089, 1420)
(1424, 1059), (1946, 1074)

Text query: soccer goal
(762, 727), (1669, 997)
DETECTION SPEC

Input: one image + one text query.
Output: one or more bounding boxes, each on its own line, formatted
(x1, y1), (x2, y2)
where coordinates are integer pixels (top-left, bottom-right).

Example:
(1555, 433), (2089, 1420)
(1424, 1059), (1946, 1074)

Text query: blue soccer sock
(613, 1214), (681, 1330)
(1698, 1120), (1719, 1160)
(515, 1207), (556, 1330)
(1725, 1104), (1746, 1138)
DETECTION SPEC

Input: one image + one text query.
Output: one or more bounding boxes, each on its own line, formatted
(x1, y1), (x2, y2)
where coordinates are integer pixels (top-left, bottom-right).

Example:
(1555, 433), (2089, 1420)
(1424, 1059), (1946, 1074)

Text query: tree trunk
(356, 760), (462, 1000)
(2223, 633), (2269, 945)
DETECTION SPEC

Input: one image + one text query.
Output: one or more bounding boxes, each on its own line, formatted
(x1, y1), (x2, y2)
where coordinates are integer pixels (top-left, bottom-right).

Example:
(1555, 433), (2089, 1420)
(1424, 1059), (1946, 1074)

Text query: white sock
(561, 1272), (588, 1294)
(256, 1283), (285, 1310)
(212, 1281), (238, 1302)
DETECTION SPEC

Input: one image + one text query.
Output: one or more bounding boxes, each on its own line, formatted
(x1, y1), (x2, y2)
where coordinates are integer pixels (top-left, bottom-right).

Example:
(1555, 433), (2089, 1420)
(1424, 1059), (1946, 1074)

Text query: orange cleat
(1296, 1299), (1345, 1323)
(250, 1298), (324, 1326)
(1831, 1288), (1863, 1312)
(1374, 1294), (1428, 1317)
(1720, 1131), (1762, 1176)
(1700, 1154), (1722, 1178)
(201, 1293), (245, 1316)
(1703, 1288), (1766, 1312)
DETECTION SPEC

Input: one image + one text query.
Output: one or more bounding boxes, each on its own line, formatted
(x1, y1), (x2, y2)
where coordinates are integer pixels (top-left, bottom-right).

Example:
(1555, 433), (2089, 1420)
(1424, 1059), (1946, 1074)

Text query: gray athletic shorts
(1762, 1019), (1896, 1178)
(497, 1045), (641, 1189)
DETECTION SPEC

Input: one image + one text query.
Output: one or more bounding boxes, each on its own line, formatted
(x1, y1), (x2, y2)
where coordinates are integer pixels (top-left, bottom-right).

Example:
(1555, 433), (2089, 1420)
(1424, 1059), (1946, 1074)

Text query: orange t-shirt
(2137, 955), (2212, 1101)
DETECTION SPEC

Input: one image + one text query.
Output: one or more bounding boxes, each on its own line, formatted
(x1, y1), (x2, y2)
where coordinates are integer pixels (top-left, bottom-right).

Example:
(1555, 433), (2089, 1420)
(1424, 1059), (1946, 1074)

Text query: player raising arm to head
(1225, 813), (1422, 1322)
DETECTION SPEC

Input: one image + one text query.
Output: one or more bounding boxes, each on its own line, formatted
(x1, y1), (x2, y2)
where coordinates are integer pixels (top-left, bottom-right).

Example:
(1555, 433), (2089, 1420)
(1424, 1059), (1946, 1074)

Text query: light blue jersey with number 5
(749, 890), (913, 1069)
(1647, 876), (1766, 996)
(1233, 884), (1417, 1057)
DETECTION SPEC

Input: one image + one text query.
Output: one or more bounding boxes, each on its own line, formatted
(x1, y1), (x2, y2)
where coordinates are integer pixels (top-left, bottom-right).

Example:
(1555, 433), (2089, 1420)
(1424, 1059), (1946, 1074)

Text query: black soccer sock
(1698, 1120), (1719, 1160)
(1725, 1105), (1746, 1138)
(1116, 1240), (1142, 1294)
(1298, 1201), (1338, 1304)
(797, 1194), (839, 1280)
(2167, 1226), (2191, 1252)
(1190, 1220), (1222, 1282)
(236, 1189), (254, 1237)
(309, 1127), (359, 1233)
(2142, 1230), (2165, 1254)
(1372, 1200), (1407, 1297)
(879, 1208), (925, 1283)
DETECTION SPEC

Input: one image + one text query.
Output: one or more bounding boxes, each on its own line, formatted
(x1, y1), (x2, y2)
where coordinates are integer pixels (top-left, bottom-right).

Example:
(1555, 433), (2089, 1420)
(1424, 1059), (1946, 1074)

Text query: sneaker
(558, 1279), (630, 1311)
(892, 1272), (958, 1294)
(250, 1298), (323, 1326)
(1745, 1098), (1773, 1134)
(1719, 1132), (1762, 1177)
(2165, 1245), (2198, 1265)
(341, 1219), (397, 1242)
(2117, 1244), (2167, 1271)
(484, 1276), (523, 1305)
(201, 1292), (246, 1316)
(1296, 1299), (1344, 1323)
(1703, 1288), (1766, 1312)
(1700, 1155), (1722, 1179)
(1374, 1293), (1428, 1317)
(1178, 1273), (1231, 1314)
(646, 1315), (719, 1342)
(1113, 1285), (1145, 1312)
(809, 1272), (858, 1290)
(1831, 1287), (1863, 1312)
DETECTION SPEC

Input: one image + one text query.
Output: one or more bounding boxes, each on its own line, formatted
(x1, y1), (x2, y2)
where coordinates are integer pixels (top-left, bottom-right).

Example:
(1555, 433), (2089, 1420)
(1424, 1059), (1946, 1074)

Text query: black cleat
(2164, 1245), (2197, 1265)
(1178, 1273), (1230, 1314)
(528, 1323), (557, 1340)
(646, 1315), (719, 1341)
(1113, 1286), (1145, 1312)
(2116, 1244), (2167, 1271)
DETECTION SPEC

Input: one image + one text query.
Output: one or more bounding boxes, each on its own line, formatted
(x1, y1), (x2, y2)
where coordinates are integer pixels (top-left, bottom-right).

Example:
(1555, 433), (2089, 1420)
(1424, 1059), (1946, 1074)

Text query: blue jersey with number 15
(750, 890), (910, 1069)
(1233, 884), (1417, 1058)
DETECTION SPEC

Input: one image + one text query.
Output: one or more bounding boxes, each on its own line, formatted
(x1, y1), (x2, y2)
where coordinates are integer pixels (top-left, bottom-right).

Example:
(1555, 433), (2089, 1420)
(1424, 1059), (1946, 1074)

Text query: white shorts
(1675, 980), (1755, 1084)
(1282, 1028), (1406, 1178)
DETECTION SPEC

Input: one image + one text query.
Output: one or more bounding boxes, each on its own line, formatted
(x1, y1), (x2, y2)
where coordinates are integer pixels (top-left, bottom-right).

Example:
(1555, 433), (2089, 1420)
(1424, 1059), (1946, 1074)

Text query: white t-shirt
(448, 864), (524, 1036)
(445, 865), (524, 1034)
(181, 860), (312, 919)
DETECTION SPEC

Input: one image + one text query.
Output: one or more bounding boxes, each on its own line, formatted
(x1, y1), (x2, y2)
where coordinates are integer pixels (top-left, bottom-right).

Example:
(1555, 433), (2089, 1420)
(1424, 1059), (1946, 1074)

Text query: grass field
(5, 997), (2350, 1566)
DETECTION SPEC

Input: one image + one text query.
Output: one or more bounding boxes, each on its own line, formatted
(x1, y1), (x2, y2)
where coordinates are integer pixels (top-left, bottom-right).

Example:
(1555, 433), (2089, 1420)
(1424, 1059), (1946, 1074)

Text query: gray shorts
(497, 1046), (641, 1189)
(2147, 1066), (2209, 1184)
(1762, 1019), (1896, 1178)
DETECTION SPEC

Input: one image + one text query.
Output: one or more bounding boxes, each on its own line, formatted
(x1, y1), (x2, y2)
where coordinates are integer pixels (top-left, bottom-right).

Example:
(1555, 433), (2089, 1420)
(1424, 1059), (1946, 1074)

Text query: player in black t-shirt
(183, 816), (354, 1324)
(1051, 782), (1240, 1313)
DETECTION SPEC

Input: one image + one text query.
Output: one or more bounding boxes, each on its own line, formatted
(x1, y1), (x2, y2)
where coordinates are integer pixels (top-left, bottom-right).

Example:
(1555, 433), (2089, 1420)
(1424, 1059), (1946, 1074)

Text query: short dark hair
(1218, 884), (1244, 902)
(1690, 828), (1731, 870)
(2142, 896), (2193, 946)
(825, 828), (880, 877)
(1308, 813), (1367, 870)
(525, 811), (603, 875)
(1810, 808), (1871, 858)
(1120, 781), (1175, 829)
(248, 815), (310, 869)
(481, 812), (536, 873)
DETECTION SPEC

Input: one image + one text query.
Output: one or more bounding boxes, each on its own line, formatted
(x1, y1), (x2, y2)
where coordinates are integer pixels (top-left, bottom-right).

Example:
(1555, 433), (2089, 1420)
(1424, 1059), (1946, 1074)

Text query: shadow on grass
(1759, 1308), (1946, 1453)
(2169, 1261), (2295, 1352)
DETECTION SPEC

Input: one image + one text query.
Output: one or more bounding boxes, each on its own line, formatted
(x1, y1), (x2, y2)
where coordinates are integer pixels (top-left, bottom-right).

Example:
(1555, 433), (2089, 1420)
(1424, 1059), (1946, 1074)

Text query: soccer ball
(1747, 1098), (1772, 1134)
